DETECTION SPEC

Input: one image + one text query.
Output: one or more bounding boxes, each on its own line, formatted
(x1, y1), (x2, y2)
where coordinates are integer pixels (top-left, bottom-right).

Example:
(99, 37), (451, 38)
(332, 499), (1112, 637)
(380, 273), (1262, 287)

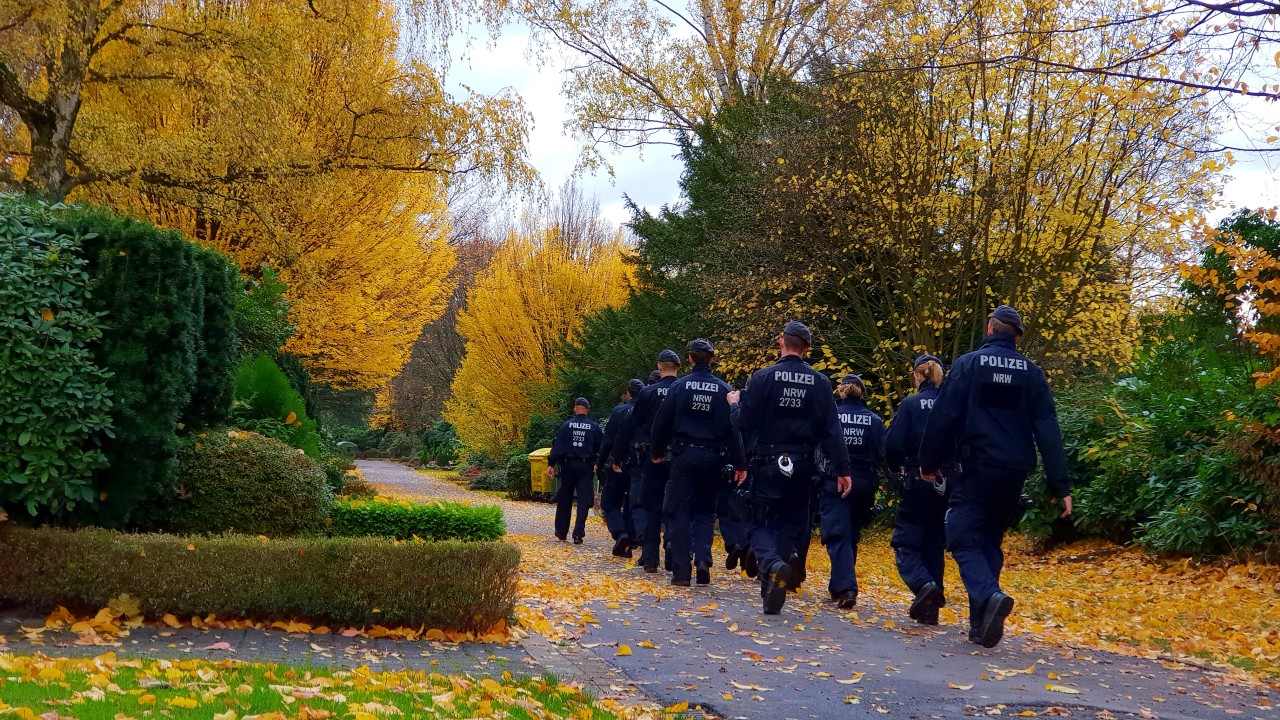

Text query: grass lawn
(0, 654), (629, 719)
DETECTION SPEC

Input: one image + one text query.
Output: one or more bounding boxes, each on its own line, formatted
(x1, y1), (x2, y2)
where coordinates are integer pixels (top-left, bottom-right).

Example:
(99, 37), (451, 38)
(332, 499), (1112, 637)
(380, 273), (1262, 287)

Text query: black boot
(910, 582), (944, 623)
(978, 591), (1015, 648)
(612, 535), (631, 557)
(744, 551), (759, 579)
(696, 562), (711, 585)
(834, 589), (857, 610)
(762, 561), (792, 615)
(724, 545), (740, 571)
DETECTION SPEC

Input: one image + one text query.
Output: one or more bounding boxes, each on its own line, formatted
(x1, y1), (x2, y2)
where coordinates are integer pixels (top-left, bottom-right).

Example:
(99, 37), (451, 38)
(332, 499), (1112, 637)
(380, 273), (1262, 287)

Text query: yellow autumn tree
(445, 229), (631, 457)
(0, 0), (531, 389)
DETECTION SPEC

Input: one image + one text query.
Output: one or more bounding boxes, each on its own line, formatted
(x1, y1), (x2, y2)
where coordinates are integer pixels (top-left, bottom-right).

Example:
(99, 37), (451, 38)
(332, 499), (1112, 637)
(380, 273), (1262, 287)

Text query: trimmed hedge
(0, 526), (519, 632)
(331, 497), (505, 541)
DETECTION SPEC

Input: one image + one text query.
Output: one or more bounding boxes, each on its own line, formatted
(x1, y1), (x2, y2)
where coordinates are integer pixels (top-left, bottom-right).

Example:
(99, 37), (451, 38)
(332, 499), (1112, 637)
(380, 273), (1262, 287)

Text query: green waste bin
(529, 447), (556, 495)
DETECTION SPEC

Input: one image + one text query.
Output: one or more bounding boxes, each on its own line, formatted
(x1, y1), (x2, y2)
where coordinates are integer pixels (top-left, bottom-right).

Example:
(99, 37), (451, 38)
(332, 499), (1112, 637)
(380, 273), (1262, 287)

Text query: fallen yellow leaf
(616, 645), (632, 656)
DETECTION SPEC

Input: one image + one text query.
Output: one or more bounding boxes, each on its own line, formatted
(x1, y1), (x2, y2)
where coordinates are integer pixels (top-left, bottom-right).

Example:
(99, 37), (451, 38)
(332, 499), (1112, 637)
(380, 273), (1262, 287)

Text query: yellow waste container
(529, 447), (555, 495)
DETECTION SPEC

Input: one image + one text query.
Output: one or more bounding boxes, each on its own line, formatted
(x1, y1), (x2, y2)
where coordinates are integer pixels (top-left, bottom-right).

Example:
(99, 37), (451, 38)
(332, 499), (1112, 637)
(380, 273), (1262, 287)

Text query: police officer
(730, 322), (851, 615)
(919, 306), (1072, 648)
(599, 379), (645, 557)
(612, 350), (682, 572)
(651, 339), (746, 586)
(885, 354), (950, 625)
(549, 397), (604, 543)
(818, 374), (886, 609)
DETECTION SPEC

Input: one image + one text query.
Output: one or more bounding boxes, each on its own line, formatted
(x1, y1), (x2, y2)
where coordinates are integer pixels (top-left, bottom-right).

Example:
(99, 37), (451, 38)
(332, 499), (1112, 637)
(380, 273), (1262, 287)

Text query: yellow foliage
(445, 230), (631, 457)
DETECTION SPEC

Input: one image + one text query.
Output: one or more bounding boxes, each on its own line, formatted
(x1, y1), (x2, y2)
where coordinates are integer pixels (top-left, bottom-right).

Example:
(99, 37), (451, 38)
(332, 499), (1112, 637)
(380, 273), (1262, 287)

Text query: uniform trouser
(639, 458), (672, 566)
(600, 464), (634, 541)
(746, 457), (816, 577)
(793, 482), (820, 578)
(629, 456), (647, 542)
(663, 446), (722, 582)
(717, 483), (746, 550)
(945, 465), (1028, 627)
(892, 471), (949, 596)
(554, 460), (596, 540)
(819, 468), (878, 595)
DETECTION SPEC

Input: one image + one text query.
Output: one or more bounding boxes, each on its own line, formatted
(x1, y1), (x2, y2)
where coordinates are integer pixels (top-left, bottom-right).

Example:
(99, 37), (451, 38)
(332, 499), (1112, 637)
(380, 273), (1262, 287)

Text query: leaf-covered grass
(0, 526), (518, 633)
(0, 655), (629, 719)
(329, 496), (505, 541)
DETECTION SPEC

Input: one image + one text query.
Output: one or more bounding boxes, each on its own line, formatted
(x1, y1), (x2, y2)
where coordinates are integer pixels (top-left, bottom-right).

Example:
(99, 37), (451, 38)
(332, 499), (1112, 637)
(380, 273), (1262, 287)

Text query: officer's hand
(545, 466), (555, 479)
(837, 475), (852, 498)
(919, 468), (938, 483)
(612, 463), (622, 473)
(734, 469), (747, 484)
(1053, 495), (1073, 518)
(651, 455), (664, 464)
(727, 390), (740, 405)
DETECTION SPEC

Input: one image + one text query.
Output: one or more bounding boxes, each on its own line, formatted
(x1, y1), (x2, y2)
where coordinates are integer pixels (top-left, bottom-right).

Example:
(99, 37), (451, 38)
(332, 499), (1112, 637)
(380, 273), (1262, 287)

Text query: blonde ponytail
(915, 360), (943, 388)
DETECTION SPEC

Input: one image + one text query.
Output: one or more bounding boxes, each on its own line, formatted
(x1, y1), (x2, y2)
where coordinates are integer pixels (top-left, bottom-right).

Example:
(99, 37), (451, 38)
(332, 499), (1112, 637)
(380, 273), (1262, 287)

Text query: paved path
(364, 460), (1276, 720)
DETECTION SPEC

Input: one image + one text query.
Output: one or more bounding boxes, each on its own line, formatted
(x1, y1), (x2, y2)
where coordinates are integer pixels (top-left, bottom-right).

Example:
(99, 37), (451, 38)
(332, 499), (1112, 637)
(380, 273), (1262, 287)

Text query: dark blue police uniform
(885, 371), (950, 623)
(818, 378), (885, 606)
(598, 391), (638, 553)
(733, 322), (850, 614)
(612, 353), (681, 571)
(919, 310), (1069, 648)
(651, 347), (745, 585)
(549, 405), (604, 542)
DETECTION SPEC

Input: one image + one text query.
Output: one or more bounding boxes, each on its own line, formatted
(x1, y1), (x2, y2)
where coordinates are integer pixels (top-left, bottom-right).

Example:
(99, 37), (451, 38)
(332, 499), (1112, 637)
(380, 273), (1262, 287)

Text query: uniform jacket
(735, 355), (851, 476)
(884, 382), (939, 469)
(918, 333), (1070, 496)
(837, 397), (886, 469)
(598, 400), (633, 469)
(650, 363), (746, 470)
(610, 375), (678, 466)
(549, 414), (603, 466)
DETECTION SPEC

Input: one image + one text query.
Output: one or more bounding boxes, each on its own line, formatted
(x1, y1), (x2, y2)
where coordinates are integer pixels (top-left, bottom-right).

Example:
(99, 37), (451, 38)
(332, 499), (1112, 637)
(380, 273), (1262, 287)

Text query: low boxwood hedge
(0, 526), (518, 632)
(330, 497), (505, 541)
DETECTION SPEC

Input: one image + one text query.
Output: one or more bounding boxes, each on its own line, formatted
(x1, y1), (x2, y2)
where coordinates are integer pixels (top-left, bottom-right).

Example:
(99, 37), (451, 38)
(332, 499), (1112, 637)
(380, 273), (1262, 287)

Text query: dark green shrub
(0, 525), (519, 632)
(49, 205), (239, 528)
(469, 469), (508, 492)
(233, 266), (293, 359)
(185, 245), (241, 429)
(335, 427), (386, 453)
(505, 454), (533, 500)
(232, 353), (322, 458)
(0, 197), (113, 516)
(377, 432), (420, 459)
(417, 421), (460, 466)
(466, 450), (500, 470)
(330, 497), (505, 541)
(321, 454), (354, 494)
(167, 429), (332, 537)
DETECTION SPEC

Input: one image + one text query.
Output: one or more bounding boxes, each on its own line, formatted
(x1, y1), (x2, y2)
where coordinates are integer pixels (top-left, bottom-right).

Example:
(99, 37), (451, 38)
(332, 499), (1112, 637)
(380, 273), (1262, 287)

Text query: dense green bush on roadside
(0, 197), (113, 517)
(330, 497), (505, 541)
(185, 246), (241, 430)
(167, 429), (332, 537)
(232, 353), (323, 459)
(505, 454), (533, 500)
(469, 469), (508, 492)
(0, 525), (519, 632)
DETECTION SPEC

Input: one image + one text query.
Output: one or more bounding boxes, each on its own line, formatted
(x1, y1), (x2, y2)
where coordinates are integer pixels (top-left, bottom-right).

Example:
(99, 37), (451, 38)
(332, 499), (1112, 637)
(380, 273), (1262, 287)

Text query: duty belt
(750, 443), (808, 459)
(673, 440), (722, 452)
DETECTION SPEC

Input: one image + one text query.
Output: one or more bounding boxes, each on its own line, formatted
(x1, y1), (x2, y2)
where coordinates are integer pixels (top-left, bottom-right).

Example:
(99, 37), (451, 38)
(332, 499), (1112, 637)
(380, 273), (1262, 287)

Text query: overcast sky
(446, 25), (1279, 230)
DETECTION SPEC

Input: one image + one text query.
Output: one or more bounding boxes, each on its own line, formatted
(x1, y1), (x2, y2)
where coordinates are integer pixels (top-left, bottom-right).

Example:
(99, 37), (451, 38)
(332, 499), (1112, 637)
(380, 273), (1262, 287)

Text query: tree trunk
(23, 97), (80, 202)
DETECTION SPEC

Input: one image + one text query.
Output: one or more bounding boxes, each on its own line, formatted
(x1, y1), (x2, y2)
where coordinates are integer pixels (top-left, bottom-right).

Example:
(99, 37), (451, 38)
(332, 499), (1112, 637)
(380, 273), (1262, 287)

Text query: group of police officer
(545, 306), (1073, 648)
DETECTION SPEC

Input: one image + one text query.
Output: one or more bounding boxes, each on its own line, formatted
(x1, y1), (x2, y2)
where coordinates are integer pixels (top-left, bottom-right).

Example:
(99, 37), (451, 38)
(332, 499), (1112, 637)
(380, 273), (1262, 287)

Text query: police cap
(647, 370), (661, 384)
(840, 373), (865, 392)
(990, 305), (1025, 335)
(574, 397), (590, 409)
(657, 349), (681, 364)
(914, 354), (941, 368)
(627, 378), (645, 396)
(782, 321), (812, 345)
(687, 338), (715, 354)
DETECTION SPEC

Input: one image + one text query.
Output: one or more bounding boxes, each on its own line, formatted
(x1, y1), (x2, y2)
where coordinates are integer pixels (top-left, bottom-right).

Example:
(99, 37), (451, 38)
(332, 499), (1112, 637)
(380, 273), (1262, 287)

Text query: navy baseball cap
(687, 338), (715, 354)
(627, 378), (645, 396)
(841, 373), (865, 391)
(782, 321), (812, 345)
(647, 370), (661, 384)
(991, 305), (1025, 334)
(914, 354), (941, 368)
(657, 349), (681, 364)
(574, 397), (590, 409)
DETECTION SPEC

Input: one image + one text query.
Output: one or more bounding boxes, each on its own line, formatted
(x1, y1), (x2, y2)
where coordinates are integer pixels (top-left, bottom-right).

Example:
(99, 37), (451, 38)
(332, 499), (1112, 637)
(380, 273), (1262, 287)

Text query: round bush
(168, 428), (332, 537)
